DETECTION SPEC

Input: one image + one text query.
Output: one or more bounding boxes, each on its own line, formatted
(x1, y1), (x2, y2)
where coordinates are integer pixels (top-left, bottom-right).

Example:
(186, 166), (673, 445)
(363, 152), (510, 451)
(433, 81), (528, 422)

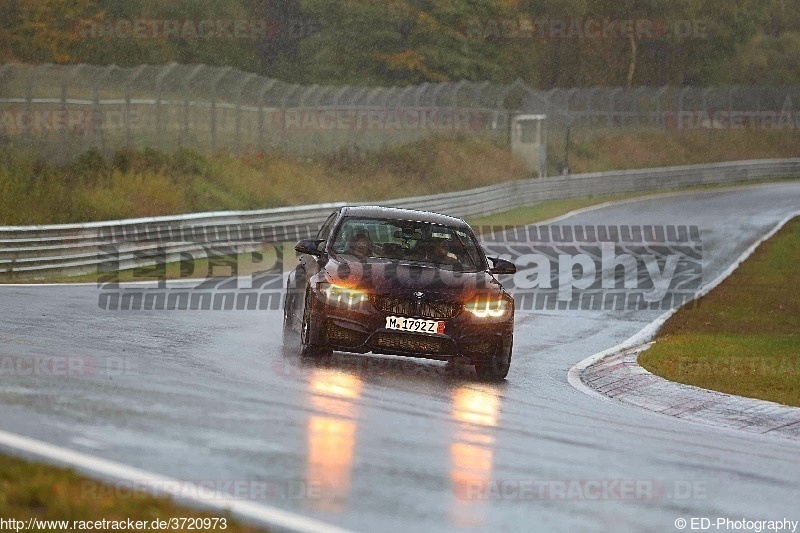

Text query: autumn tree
(0, 0), (99, 63)
(272, 0), (522, 85)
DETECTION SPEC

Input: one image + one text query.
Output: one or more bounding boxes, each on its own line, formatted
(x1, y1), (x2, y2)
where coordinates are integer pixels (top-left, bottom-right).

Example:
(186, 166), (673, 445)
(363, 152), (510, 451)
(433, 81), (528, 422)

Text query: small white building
(511, 114), (547, 177)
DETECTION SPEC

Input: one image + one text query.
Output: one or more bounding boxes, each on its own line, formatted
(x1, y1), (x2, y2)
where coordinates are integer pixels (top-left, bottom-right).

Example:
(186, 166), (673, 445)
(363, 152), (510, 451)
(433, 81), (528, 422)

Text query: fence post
(702, 87), (713, 117)
(92, 74), (103, 152)
(209, 67), (232, 153)
(124, 65), (147, 150)
(60, 74), (68, 162)
(124, 83), (131, 148)
(233, 74), (256, 153)
(608, 88), (621, 128)
(257, 79), (279, 152)
(24, 67), (37, 151)
(278, 85), (302, 154)
(154, 63), (177, 147)
(180, 64), (205, 149)
(656, 86), (667, 130)
(91, 66), (117, 154)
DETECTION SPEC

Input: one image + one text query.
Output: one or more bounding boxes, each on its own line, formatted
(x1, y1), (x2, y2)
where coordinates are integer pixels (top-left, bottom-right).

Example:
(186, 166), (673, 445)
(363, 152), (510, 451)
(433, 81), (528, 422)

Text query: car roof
(339, 205), (471, 230)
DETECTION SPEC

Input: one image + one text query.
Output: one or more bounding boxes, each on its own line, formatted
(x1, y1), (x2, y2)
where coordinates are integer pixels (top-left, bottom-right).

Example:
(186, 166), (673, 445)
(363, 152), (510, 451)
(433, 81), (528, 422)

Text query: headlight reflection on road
(450, 386), (501, 528)
(451, 387), (500, 427)
(306, 369), (362, 513)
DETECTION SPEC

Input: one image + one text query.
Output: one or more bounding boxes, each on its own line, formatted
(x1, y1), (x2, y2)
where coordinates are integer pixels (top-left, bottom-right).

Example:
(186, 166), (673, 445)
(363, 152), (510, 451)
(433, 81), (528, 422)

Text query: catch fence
(1, 63), (798, 168)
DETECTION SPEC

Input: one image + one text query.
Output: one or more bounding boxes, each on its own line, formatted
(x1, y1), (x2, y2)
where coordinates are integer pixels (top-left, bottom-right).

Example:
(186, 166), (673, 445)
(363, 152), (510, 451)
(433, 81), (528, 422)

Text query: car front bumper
(316, 294), (514, 362)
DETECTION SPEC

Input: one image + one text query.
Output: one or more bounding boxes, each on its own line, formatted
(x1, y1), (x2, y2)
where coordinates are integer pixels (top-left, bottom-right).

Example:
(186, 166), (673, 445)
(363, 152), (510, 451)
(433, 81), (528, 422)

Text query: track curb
(579, 344), (800, 440)
(568, 210), (800, 440)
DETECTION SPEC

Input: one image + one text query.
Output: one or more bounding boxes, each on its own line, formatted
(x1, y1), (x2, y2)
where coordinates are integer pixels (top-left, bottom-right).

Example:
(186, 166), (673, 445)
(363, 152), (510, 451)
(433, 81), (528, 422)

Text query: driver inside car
(427, 237), (458, 265)
(345, 228), (372, 259)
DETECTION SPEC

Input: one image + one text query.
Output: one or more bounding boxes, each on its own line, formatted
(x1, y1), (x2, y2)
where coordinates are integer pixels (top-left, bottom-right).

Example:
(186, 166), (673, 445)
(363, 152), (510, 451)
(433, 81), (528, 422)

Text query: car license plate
(385, 316), (445, 335)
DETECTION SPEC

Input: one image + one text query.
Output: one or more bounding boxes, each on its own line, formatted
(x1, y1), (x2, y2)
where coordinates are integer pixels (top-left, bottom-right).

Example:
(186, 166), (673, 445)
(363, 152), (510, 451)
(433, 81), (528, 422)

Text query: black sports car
(282, 206), (516, 380)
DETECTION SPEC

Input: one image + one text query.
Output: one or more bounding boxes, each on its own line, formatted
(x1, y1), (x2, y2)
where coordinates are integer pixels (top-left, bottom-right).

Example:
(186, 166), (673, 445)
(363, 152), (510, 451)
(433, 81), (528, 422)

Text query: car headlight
(465, 295), (509, 318)
(320, 282), (369, 308)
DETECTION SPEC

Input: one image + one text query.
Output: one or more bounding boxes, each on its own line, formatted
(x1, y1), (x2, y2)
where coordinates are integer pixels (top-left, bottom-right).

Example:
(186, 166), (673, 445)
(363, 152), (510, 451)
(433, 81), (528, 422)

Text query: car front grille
(460, 339), (496, 358)
(326, 322), (368, 347)
(371, 332), (455, 355)
(371, 295), (462, 320)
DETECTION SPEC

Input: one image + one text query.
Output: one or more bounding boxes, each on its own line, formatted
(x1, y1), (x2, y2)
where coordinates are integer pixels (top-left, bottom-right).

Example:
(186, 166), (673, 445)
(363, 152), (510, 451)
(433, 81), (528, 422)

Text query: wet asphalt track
(1, 182), (799, 532)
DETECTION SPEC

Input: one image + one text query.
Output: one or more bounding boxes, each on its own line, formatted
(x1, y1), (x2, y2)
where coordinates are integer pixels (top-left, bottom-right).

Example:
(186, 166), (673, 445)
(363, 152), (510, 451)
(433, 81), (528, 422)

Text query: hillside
(2, 130), (798, 225)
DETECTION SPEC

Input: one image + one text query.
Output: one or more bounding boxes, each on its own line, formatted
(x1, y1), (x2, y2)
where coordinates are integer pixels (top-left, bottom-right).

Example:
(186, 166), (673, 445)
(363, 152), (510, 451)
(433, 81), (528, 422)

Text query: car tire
(474, 336), (512, 381)
(300, 289), (332, 358)
(281, 285), (300, 356)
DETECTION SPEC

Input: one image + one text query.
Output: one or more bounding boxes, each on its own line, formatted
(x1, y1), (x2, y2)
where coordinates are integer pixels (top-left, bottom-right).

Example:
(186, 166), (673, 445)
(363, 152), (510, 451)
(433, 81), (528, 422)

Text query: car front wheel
(474, 336), (512, 381)
(281, 285), (300, 356)
(300, 289), (332, 358)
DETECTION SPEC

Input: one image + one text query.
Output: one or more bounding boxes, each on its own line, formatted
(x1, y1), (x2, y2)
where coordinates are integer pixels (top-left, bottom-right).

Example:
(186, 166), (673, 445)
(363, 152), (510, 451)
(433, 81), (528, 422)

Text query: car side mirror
(295, 239), (325, 257)
(488, 257), (516, 275)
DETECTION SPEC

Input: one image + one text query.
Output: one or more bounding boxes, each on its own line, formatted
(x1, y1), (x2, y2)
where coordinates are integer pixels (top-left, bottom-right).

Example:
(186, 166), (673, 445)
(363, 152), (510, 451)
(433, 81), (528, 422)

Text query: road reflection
(449, 386), (501, 528)
(306, 368), (362, 513)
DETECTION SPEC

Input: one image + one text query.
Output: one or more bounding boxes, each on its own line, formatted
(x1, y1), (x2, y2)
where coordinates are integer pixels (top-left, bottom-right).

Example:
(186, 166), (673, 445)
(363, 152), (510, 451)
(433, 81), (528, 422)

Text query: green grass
(465, 193), (651, 228)
(639, 217), (800, 407)
(0, 454), (266, 532)
(564, 128), (800, 174)
(0, 136), (529, 225)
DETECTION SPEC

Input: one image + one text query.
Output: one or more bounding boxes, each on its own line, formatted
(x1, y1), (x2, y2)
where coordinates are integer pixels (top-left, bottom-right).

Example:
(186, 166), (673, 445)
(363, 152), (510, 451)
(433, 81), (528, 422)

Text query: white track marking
(0, 429), (353, 533)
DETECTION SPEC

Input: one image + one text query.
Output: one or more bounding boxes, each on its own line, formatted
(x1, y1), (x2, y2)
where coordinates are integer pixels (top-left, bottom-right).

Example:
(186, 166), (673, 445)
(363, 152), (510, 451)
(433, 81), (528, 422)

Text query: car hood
(323, 256), (504, 300)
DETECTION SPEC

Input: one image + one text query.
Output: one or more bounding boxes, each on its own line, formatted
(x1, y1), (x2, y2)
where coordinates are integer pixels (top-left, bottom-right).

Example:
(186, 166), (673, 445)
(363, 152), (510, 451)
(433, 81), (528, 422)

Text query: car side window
(317, 212), (338, 240)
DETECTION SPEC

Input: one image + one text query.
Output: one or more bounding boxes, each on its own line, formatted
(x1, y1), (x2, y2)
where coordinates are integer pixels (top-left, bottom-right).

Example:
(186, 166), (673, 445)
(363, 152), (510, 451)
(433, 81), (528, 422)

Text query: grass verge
(1, 129), (799, 226)
(639, 216), (800, 407)
(0, 136), (528, 225)
(465, 191), (672, 228)
(0, 453), (265, 532)
(564, 128), (800, 174)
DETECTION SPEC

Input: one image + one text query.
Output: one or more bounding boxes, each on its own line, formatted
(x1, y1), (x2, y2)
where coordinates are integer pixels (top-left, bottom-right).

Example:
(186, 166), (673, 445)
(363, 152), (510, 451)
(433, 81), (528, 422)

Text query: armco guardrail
(1, 159), (798, 280)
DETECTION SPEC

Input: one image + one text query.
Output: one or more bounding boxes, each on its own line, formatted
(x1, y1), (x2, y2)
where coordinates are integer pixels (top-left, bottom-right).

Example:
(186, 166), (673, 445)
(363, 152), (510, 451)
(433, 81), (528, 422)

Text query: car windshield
(332, 217), (485, 271)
